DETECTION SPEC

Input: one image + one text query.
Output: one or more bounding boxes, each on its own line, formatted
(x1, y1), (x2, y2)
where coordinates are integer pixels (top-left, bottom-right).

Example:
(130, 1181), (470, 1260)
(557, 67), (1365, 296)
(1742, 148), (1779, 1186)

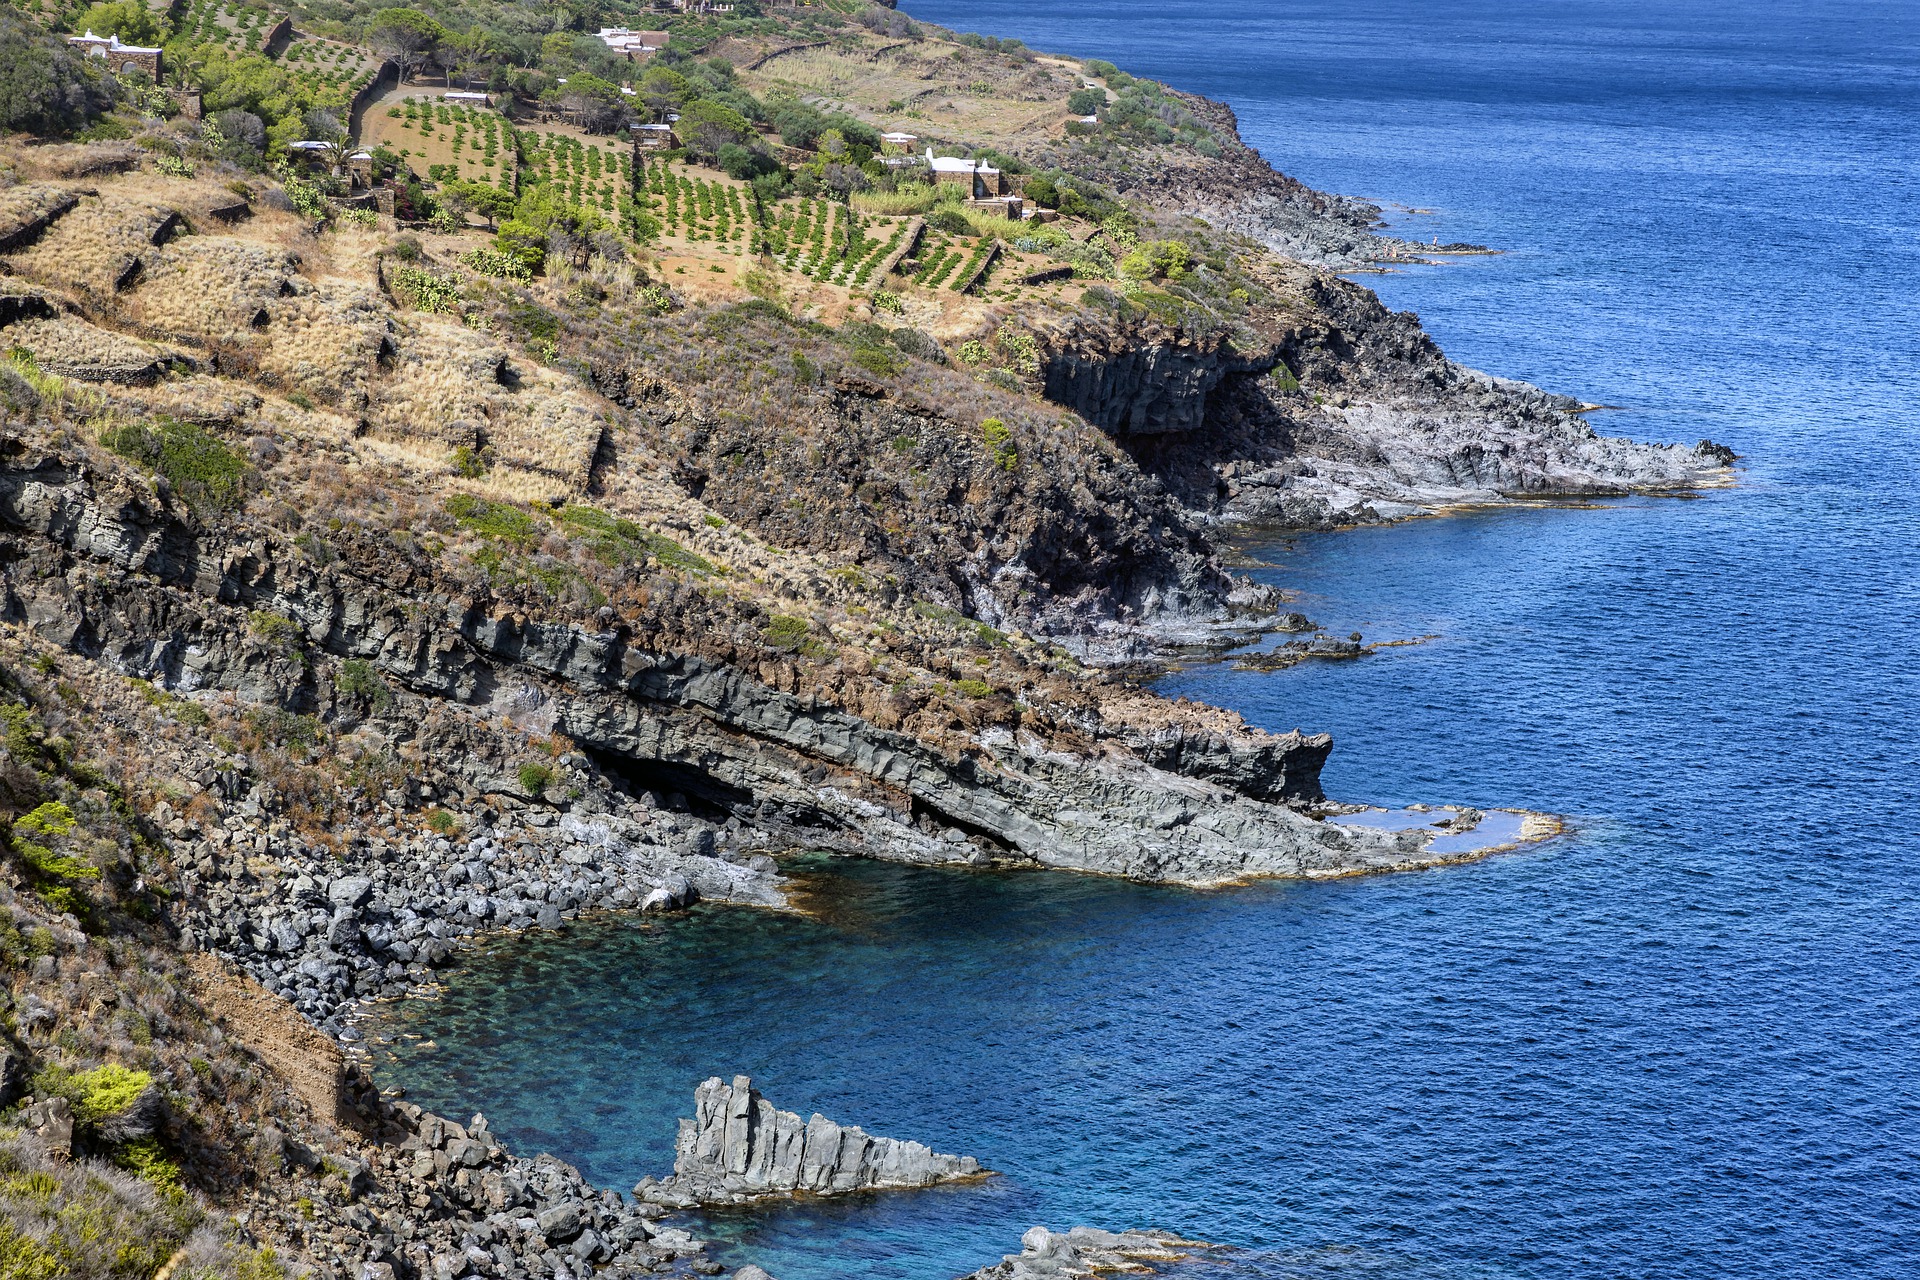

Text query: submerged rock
(638, 1075), (984, 1205)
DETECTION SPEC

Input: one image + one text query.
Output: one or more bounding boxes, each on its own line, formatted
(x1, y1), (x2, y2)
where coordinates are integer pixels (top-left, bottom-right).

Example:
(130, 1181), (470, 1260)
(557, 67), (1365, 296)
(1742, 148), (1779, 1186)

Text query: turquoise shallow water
(370, 2), (1920, 1276)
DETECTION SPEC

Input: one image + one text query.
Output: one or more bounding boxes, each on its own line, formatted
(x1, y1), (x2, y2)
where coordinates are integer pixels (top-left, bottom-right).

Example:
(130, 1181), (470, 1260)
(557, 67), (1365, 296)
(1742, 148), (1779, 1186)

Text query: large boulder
(637, 1076), (984, 1206)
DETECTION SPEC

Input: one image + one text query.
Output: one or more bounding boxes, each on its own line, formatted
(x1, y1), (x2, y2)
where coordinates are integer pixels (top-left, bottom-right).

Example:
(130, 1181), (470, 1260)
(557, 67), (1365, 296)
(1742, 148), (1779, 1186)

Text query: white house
(66, 29), (162, 78)
(596, 27), (668, 55)
(925, 147), (1006, 196)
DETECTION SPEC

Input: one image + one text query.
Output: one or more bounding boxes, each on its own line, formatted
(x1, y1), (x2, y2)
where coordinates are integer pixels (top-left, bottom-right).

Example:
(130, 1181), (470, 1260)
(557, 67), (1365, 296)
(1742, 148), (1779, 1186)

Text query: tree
(72, 0), (166, 47)
(822, 161), (868, 202)
(443, 28), (506, 88)
(444, 180), (514, 230)
(638, 67), (689, 121)
(367, 8), (445, 84)
(1067, 87), (1104, 116)
(0, 10), (113, 136)
(680, 98), (750, 162)
(545, 72), (625, 133)
(716, 143), (776, 181)
(207, 107), (265, 155)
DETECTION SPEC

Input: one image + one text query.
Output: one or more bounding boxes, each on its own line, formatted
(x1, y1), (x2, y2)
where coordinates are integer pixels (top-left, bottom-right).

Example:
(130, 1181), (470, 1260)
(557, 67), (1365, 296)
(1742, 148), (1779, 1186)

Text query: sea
(367, 2), (1920, 1276)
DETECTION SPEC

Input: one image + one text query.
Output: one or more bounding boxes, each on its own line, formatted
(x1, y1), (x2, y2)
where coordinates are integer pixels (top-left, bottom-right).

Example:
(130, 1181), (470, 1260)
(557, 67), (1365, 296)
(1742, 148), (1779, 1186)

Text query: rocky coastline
(0, 3), (1745, 1279)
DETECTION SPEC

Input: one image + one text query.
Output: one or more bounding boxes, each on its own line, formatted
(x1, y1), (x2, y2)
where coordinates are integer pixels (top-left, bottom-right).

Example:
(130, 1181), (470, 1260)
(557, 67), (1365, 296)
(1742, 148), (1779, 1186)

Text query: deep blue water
(369, 3), (1920, 1277)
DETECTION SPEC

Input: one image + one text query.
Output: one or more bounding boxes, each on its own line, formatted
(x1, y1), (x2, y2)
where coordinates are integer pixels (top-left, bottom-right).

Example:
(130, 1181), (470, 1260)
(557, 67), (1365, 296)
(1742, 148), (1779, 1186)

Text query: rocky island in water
(0, 0), (1728, 1277)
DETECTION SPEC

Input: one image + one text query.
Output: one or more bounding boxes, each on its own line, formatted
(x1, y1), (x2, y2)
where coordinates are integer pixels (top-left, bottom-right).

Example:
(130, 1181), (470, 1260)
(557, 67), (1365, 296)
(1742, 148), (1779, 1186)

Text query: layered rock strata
(0, 445), (1469, 888)
(638, 1075), (983, 1206)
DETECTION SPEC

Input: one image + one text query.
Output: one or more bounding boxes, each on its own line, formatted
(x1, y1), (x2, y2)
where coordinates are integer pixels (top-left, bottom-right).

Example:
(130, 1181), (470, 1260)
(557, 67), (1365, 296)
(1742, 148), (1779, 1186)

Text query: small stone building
(925, 148), (1006, 198)
(66, 30), (162, 80)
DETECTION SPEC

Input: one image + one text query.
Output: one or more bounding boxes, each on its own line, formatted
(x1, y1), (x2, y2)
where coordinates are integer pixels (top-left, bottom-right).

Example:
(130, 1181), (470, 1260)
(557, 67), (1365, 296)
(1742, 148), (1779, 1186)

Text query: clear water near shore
(369, 2), (1920, 1277)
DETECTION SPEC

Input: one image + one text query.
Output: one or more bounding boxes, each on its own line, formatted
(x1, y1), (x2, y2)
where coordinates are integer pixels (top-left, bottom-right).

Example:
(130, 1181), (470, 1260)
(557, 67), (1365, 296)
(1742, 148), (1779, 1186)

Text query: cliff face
(564, 307), (1263, 650)
(0, 443), (1447, 888)
(1037, 315), (1275, 437)
(1021, 270), (1729, 530)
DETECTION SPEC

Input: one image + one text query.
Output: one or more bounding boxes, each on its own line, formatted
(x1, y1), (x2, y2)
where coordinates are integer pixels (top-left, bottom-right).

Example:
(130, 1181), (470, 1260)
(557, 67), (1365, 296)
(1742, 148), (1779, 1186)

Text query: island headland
(0, 2), (1730, 1278)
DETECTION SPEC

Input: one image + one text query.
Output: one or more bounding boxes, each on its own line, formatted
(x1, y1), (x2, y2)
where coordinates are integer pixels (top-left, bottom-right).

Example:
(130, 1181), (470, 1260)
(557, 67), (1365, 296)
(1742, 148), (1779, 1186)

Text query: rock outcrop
(1038, 318), (1272, 437)
(0, 445), (1481, 889)
(1031, 274), (1731, 533)
(958, 1226), (1212, 1280)
(637, 1075), (983, 1206)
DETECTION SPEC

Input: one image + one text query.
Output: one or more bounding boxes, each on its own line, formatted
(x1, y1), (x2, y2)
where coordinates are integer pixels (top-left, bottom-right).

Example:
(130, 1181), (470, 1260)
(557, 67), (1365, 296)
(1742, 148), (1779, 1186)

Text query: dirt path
(186, 954), (347, 1127)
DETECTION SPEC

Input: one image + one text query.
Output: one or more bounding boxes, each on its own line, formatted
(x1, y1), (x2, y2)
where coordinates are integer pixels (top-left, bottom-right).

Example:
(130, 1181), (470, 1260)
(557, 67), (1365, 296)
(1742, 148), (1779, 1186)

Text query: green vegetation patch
(99, 420), (251, 513)
(33, 1062), (152, 1127)
(556, 504), (647, 564)
(335, 658), (389, 709)
(980, 418), (1019, 471)
(10, 800), (95, 915)
(446, 493), (542, 548)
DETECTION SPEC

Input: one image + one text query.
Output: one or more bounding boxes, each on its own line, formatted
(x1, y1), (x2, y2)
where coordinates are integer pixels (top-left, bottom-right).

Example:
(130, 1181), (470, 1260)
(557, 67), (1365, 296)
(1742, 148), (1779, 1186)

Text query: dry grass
(747, 38), (1078, 147)
(0, 184), (77, 249)
(104, 375), (262, 427)
(2, 315), (174, 384)
(2, 140), (139, 180)
(852, 183), (941, 216)
(250, 280), (391, 411)
(486, 363), (606, 489)
(8, 193), (181, 297)
(130, 238), (301, 345)
(366, 316), (603, 491)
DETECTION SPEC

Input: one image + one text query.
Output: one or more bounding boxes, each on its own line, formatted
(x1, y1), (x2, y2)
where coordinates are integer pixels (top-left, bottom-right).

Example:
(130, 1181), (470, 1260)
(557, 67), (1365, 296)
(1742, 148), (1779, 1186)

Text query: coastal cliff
(0, 2), (1733, 1279)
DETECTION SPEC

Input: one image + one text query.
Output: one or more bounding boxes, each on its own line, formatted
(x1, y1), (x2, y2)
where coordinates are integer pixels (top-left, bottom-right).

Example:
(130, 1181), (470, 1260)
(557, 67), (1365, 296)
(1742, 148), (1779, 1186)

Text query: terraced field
(364, 96), (518, 188)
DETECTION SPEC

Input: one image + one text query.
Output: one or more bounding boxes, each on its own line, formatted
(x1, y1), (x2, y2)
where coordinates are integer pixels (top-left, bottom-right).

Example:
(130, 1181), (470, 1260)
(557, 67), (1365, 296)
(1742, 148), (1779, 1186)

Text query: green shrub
(953, 678), (993, 699)
(460, 246), (533, 282)
(643, 533), (715, 576)
(849, 343), (899, 377)
(517, 762), (553, 795)
(764, 614), (809, 649)
(32, 1062), (151, 1126)
(388, 264), (460, 313)
(99, 420), (251, 513)
(11, 801), (96, 910)
(425, 808), (458, 834)
(1067, 87), (1104, 116)
(980, 418), (1018, 471)
(112, 1138), (182, 1195)
(556, 504), (648, 564)
(282, 178), (328, 220)
(336, 658), (389, 708)
(450, 444), (488, 478)
(247, 611), (300, 649)
(445, 493), (541, 547)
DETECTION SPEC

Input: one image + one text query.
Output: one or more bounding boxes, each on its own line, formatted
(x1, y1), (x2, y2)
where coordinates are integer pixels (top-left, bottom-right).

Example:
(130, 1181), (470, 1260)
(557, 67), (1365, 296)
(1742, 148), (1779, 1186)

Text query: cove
(368, 0), (1920, 1276)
